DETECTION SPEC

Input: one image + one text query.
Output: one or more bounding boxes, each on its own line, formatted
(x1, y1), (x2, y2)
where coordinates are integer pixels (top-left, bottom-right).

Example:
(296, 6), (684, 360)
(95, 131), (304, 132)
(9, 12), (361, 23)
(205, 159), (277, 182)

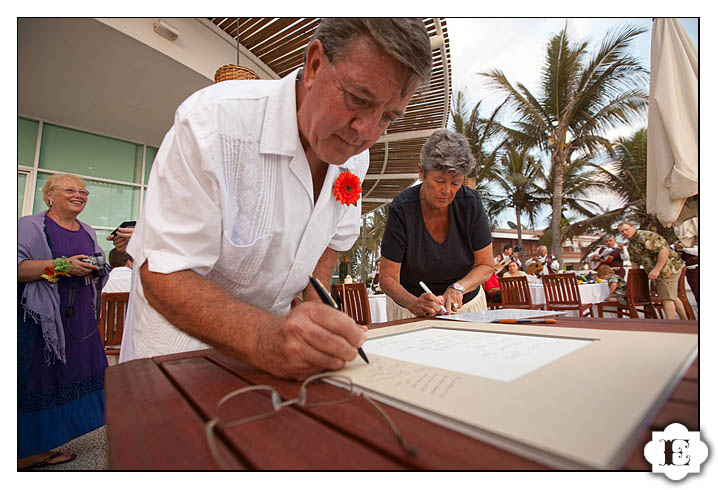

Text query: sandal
(22, 451), (77, 470)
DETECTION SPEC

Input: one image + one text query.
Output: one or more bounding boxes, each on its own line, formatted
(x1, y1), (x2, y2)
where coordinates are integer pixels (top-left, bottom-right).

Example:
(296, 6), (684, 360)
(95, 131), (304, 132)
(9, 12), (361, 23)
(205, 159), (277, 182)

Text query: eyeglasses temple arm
(360, 394), (419, 458)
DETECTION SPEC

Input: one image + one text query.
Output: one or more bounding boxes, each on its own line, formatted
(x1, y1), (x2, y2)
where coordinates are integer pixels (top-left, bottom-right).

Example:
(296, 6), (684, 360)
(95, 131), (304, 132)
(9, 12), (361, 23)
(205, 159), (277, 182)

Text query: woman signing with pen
(379, 130), (495, 320)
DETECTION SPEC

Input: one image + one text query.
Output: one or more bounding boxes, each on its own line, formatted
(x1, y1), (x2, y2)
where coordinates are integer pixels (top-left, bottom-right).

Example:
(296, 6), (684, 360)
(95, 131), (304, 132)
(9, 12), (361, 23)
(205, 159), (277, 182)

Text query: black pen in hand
(308, 275), (370, 364)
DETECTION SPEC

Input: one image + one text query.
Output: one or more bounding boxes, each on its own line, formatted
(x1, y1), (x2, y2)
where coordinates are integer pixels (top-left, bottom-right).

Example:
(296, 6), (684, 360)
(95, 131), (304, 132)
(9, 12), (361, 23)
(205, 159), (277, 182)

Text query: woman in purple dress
(18, 173), (111, 469)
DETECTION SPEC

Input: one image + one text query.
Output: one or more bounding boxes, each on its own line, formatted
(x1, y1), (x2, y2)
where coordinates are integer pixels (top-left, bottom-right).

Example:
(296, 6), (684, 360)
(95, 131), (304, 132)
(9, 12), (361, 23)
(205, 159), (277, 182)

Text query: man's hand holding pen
(254, 302), (368, 381)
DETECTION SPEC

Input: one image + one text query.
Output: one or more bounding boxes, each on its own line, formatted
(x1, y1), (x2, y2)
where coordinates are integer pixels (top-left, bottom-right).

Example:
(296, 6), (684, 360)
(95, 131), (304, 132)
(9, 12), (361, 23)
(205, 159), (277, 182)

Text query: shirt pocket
(212, 231), (273, 287)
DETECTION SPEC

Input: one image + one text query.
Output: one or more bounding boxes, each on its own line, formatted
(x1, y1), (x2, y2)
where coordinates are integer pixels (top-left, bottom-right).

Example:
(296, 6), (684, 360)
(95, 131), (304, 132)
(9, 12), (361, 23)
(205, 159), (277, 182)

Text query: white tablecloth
(529, 283), (610, 317)
(368, 294), (388, 323)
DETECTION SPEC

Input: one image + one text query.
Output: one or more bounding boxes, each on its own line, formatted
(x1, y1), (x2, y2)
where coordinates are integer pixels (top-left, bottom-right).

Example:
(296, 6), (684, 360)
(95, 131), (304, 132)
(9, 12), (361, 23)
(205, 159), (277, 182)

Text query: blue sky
(444, 18), (699, 228)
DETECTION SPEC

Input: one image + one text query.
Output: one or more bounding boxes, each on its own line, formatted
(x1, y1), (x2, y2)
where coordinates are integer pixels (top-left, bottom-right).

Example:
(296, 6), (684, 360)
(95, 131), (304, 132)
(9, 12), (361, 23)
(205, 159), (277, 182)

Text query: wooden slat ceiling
(209, 17), (452, 215)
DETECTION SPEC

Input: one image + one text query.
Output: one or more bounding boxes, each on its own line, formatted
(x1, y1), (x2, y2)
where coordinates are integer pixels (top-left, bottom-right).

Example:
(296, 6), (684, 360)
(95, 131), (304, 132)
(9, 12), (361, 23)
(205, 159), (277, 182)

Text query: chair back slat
(498, 276), (534, 309)
(624, 269), (657, 318)
(626, 269), (651, 303)
(97, 292), (129, 355)
(331, 283), (371, 325)
(542, 273), (582, 308)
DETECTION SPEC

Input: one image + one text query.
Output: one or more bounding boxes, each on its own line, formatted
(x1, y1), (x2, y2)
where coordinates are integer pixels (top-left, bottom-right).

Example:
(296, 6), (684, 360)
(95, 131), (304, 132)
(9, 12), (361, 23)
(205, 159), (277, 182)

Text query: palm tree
(481, 24), (649, 263)
(484, 145), (545, 258)
(535, 157), (607, 225)
(343, 206), (389, 282)
(569, 127), (677, 242)
(449, 90), (508, 222)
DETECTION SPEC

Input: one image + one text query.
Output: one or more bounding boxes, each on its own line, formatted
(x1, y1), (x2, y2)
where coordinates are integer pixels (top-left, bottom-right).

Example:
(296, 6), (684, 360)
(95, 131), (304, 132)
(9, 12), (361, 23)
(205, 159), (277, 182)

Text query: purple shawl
(18, 211), (109, 365)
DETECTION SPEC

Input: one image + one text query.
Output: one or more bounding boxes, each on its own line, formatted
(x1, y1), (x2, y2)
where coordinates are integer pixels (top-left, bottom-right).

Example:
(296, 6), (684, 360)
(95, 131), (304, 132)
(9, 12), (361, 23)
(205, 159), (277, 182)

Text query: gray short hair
(308, 18), (432, 96)
(420, 129), (476, 176)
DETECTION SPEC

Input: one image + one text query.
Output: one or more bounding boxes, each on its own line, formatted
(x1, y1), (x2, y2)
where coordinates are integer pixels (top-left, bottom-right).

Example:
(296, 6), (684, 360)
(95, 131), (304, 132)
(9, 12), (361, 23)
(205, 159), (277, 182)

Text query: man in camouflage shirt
(617, 222), (687, 320)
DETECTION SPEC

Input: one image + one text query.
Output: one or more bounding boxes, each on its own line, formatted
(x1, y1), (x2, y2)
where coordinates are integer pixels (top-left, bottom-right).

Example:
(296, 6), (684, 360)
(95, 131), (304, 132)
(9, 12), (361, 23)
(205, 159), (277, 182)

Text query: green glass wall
(18, 172), (27, 218)
(18, 117), (38, 167)
(38, 124), (144, 183)
(19, 117), (153, 254)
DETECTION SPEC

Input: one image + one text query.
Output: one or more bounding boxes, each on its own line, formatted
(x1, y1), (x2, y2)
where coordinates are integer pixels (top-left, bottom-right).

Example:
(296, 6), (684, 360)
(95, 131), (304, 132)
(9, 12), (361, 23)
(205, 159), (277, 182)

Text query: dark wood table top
(105, 316), (698, 470)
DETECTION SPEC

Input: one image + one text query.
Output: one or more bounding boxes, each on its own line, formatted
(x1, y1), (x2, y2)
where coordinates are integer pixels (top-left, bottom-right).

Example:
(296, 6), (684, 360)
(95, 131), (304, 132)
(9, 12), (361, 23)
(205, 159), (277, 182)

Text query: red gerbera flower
(333, 171), (362, 206)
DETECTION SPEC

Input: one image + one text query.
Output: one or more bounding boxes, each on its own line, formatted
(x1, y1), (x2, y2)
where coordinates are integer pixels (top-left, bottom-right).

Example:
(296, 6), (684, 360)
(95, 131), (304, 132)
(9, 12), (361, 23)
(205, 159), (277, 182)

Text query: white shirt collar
(260, 68), (302, 157)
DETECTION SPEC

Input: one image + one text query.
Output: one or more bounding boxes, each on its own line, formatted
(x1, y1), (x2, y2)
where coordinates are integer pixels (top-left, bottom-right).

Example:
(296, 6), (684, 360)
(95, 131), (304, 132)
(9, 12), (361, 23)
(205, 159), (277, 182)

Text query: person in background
(17, 173), (111, 469)
(494, 244), (519, 276)
(123, 18), (432, 380)
(106, 225), (134, 253)
(525, 245), (559, 277)
(483, 272), (501, 304)
(104, 248), (133, 293)
(618, 222), (687, 320)
(380, 129), (494, 320)
(502, 261), (527, 278)
(673, 217), (698, 306)
(596, 264), (627, 306)
(589, 234), (629, 279)
(371, 259), (382, 292)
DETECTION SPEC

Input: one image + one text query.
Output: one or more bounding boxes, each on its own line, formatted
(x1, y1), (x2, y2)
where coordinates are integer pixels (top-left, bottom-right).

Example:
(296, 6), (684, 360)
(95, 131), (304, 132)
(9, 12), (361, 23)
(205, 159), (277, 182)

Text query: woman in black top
(379, 130), (494, 320)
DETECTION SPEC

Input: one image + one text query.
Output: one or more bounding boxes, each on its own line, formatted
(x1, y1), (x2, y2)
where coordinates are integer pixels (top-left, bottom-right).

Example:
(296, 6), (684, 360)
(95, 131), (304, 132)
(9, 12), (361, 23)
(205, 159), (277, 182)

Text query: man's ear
(417, 163), (424, 181)
(303, 39), (325, 90)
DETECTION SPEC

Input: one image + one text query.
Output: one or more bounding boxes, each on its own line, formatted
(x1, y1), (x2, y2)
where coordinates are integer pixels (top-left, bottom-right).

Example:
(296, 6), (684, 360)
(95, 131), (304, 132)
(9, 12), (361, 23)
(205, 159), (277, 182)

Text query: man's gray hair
(604, 234), (616, 240)
(308, 18), (432, 95)
(420, 129), (476, 176)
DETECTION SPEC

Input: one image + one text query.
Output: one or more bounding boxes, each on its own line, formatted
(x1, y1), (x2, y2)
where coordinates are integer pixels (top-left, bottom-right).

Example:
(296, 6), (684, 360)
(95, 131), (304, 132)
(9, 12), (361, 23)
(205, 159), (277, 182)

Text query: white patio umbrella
(646, 18), (698, 227)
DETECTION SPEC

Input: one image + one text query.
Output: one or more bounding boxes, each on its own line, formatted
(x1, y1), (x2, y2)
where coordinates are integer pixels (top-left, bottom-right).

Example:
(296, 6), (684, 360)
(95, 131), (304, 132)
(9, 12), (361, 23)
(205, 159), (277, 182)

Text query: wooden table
(105, 317), (698, 470)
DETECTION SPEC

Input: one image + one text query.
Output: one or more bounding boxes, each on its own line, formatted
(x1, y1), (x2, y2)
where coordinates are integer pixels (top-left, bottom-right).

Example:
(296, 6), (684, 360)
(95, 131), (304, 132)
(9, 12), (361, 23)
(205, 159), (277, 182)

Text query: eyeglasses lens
(60, 187), (90, 197)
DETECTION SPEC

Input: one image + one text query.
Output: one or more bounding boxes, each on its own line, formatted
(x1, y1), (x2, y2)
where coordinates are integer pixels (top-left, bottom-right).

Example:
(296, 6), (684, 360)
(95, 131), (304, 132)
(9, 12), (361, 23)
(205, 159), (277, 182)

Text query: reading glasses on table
(204, 372), (417, 469)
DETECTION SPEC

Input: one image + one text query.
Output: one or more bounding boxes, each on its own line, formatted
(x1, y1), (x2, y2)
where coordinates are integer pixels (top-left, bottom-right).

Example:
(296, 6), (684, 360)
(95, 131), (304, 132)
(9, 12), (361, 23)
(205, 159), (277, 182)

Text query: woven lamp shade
(464, 177), (477, 189)
(214, 64), (260, 83)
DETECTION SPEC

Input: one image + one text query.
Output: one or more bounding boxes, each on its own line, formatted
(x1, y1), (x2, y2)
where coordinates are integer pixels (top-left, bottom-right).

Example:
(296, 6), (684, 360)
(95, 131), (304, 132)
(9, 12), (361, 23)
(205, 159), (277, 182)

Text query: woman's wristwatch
(450, 282), (465, 294)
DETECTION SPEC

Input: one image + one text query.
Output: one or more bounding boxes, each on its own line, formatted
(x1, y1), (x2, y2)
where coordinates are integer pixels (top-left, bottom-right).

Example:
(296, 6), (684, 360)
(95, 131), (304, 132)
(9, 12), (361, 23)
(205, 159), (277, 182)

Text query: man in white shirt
(104, 248), (133, 293)
(525, 245), (559, 277)
(124, 19), (432, 380)
(494, 245), (519, 276)
(589, 234), (630, 278)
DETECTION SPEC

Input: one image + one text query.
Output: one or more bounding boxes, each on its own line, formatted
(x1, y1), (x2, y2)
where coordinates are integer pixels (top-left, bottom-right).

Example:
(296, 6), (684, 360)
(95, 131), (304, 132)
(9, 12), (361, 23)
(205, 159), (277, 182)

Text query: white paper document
(363, 327), (591, 382)
(437, 309), (568, 322)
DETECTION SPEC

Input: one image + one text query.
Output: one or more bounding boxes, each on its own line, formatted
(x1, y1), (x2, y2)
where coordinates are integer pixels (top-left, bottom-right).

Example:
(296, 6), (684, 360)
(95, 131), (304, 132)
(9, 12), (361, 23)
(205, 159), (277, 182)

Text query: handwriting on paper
(362, 328), (591, 382)
(353, 355), (463, 399)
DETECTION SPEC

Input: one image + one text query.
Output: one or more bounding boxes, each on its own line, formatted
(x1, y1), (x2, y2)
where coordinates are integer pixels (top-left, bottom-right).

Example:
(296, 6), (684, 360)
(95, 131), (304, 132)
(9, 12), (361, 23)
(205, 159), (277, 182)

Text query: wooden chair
(678, 267), (697, 320)
(541, 273), (593, 317)
(650, 267), (696, 320)
(498, 276), (542, 310)
(97, 292), (129, 356)
(482, 282), (502, 310)
(486, 296), (502, 310)
(597, 269), (658, 319)
(331, 283), (371, 325)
